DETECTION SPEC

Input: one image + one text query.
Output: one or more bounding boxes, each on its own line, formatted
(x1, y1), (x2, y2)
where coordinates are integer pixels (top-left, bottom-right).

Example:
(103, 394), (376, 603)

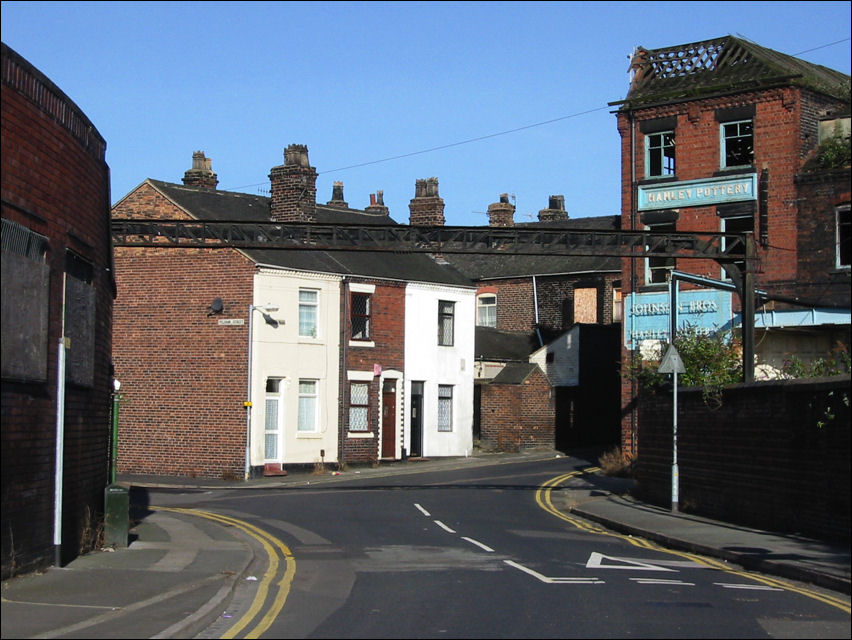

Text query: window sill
(638, 175), (678, 185)
(347, 431), (374, 439)
(349, 340), (375, 348)
(296, 433), (324, 439)
(713, 166), (755, 177)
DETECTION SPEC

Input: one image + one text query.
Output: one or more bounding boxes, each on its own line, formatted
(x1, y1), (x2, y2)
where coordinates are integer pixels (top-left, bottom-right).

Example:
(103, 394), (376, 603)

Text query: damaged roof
(614, 35), (851, 110)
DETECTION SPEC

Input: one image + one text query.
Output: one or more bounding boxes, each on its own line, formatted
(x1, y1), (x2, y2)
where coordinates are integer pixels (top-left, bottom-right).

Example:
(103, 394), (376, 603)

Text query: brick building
(112, 146), (475, 477)
(2, 43), (114, 577)
(612, 36), (851, 454)
(446, 196), (623, 452)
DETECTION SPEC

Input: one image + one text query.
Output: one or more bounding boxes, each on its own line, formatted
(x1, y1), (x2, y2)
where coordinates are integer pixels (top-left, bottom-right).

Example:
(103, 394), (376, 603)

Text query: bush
(626, 325), (742, 408)
(599, 447), (635, 477)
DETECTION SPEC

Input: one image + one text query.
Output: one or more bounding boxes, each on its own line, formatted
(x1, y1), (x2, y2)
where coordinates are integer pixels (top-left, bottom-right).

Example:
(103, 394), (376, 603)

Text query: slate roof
(445, 215), (621, 280)
(475, 326), (541, 361)
(490, 362), (541, 385)
(615, 35), (851, 110)
(147, 180), (473, 287)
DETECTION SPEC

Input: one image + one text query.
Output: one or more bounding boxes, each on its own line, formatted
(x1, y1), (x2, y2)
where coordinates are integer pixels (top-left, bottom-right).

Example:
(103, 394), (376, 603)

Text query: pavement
(2, 449), (849, 639)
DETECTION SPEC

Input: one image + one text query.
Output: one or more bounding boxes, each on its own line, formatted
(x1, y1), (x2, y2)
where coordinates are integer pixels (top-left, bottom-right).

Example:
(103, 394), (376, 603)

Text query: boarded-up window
(1, 219), (50, 381)
(573, 288), (598, 324)
(64, 251), (95, 387)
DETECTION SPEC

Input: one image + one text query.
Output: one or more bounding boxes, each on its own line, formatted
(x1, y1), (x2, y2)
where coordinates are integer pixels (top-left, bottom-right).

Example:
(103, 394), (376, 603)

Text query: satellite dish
(208, 298), (224, 315)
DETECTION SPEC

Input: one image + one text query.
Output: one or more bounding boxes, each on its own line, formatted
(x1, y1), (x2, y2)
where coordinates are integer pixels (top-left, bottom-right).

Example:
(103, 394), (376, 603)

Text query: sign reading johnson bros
(638, 174), (757, 211)
(624, 289), (733, 348)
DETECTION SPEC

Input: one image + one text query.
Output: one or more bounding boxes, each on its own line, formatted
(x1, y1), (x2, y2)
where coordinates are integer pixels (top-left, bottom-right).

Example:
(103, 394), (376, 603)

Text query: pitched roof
(616, 35), (851, 109)
(147, 180), (473, 287)
(445, 215), (621, 280)
(490, 362), (542, 385)
(475, 326), (541, 361)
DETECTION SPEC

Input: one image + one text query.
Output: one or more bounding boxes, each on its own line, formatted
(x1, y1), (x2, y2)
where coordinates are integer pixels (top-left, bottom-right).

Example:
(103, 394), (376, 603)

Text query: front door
(409, 381), (423, 457)
(381, 380), (396, 459)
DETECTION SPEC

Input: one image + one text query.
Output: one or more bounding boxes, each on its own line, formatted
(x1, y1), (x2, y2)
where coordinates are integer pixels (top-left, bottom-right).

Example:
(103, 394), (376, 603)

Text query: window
(646, 131), (675, 177)
(612, 282), (623, 323)
(297, 379), (318, 432)
(438, 300), (455, 345)
(438, 385), (453, 432)
(264, 378), (282, 459)
(646, 222), (676, 285)
(836, 204), (850, 269)
(721, 120), (753, 169)
(349, 382), (369, 431)
(721, 215), (753, 279)
(299, 289), (318, 338)
(351, 292), (371, 340)
(477, 294), (496, 327)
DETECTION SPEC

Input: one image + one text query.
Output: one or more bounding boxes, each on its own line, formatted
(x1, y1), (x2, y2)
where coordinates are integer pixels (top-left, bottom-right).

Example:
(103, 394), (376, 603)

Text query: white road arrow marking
(586, 552), (677, 571)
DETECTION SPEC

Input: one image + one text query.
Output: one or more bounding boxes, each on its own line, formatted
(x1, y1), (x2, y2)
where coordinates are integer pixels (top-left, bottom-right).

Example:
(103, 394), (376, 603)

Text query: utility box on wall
(104, 484), (129, 548)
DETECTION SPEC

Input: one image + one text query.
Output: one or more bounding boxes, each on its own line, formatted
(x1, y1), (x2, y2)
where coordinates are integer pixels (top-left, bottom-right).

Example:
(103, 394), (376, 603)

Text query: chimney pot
(409, 178), (445, 226)
(269, 144), (317, 222)
(487, 193), (515, 227)
(182, 150), (218, 189)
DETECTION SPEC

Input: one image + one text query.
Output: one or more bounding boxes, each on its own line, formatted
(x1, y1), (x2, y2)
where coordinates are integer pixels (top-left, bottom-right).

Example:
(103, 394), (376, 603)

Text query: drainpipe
(532, 275), (543, 347)
(53, 272), (67, 567)
(245, 305), (254, 480)
(629, 110), (638, 457)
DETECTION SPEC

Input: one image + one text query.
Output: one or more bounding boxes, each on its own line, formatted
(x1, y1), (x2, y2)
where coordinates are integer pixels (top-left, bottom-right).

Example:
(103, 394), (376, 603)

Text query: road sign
(658, 344), (686, 374)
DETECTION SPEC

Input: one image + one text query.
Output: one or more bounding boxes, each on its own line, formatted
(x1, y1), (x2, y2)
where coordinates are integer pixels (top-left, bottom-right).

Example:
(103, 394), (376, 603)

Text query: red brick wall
(793, 169), (850, 308)
(2, 43), (113, 577)
(634, 377), (850, 542)
(479, 367), (554, 452)
(616, 86), (848, 456)
(112, 246), (254, 478)
(341, 280), (405, 463)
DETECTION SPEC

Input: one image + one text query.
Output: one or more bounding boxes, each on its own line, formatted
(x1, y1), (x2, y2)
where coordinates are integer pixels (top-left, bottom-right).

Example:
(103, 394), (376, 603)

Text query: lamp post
(245, 304), (279, 480)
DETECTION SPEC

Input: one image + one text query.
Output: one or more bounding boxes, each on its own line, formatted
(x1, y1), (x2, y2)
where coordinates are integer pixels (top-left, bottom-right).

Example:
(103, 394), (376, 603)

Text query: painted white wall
(530, 325), (580, 387)
(404, 282), (476, 457)
(248, 268), (341, 466)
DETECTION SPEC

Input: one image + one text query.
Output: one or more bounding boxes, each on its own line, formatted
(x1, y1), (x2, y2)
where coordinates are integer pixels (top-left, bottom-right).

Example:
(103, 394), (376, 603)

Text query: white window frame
(645, 130), (675, 178)
(836, 204), (850, 269)
(476, 293), (497, 327)
(437, 384), (453, 432)
(348, 381), (370, 432)
(438, 300), (455, 346)
(297, 379), (319, 432)
(298, 289), (319, 338)
(720, 119), (754, 169)
(264, 378), (283, 461)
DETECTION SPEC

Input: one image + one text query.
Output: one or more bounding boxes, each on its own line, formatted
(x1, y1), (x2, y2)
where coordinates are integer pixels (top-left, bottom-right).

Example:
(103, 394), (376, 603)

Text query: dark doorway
(409, 381), (424, 457)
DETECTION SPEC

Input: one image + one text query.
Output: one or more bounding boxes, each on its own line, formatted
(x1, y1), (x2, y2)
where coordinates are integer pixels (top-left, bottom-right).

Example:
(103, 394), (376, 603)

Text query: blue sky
(2, 1), (850, 226)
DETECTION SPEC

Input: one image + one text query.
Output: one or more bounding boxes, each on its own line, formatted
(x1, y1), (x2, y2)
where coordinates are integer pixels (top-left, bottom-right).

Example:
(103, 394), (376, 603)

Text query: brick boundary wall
(634, 376), (851, 542)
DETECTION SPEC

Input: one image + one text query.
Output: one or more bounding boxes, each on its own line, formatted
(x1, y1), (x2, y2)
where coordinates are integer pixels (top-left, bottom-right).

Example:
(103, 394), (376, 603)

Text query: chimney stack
(327, 181), (348, 208)
(408, 178), (445, 226)
(365, 190), (389, 216)
(487, 193), (515, 227)
(182, 151), (218, 189)
(538, 195), (569, 222)
(269, 144), (317, 222)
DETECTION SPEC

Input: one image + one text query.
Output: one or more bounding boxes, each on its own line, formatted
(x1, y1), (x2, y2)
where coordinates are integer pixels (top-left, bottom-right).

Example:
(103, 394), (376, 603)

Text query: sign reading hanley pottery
(624, 289), (733, 348)
(638, 174), (757, 211)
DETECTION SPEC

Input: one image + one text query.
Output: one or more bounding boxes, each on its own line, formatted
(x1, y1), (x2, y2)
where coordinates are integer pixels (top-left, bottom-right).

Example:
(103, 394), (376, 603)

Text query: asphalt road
(149, 455), (850, 639)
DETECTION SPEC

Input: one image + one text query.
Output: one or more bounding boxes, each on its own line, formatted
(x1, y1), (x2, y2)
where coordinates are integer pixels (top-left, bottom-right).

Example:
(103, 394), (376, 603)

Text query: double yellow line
(153, 506), (296, 638)
(536, 470), (850, 613)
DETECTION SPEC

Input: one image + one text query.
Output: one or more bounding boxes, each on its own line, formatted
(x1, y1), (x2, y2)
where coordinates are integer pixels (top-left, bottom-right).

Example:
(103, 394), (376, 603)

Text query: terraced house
(111, 146), (475, 478)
